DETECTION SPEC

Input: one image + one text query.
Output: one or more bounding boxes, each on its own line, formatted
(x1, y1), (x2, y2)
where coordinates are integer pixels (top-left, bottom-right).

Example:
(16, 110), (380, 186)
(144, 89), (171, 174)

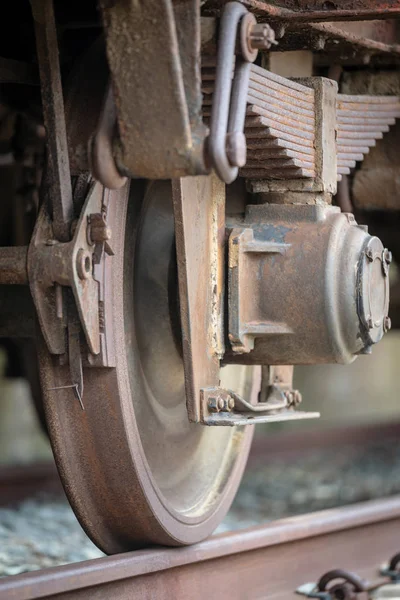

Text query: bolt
(313, 36), (326, 51)
(248, 22), (277, 51)
(365, 247), (374, 261)
(88, 213), (112, 244)
(221, 397), (235, 411)
(46, 239), (57, 246)
(384, 316), (392, 333)
(208, 396), (224, 412)
(292, 390), (302, 407)
(285, 391), (293, 405)
(383, 248), (392, 265)
(76, 248), (92, 280)
(275, 24), (285, 39)
(344, 213), (356, 224)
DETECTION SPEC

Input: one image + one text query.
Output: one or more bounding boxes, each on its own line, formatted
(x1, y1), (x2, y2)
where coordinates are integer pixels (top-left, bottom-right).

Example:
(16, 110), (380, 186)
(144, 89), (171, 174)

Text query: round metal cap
(356, 236), (390, 346)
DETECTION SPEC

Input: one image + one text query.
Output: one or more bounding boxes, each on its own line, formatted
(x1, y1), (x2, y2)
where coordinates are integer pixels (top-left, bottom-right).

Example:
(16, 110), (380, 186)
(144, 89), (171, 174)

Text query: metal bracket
(208, 2), (276, 183)
(200, 386), (319, 426)
(28, 181), (115, 364)
(98, 0), (208, 180)
(228, 227), (293, 354)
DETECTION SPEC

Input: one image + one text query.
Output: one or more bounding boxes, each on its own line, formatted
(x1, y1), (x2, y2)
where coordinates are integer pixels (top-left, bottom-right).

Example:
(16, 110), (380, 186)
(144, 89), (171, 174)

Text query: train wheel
(38, 178), (254, 552)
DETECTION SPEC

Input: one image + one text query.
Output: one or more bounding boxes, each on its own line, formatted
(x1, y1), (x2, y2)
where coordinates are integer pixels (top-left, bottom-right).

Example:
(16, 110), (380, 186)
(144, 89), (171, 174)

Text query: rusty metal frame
(98, 0), (208, 180)
(31, 0), (74, 243)
(172, 174), (225, 422)
(203, 1), (400, 22)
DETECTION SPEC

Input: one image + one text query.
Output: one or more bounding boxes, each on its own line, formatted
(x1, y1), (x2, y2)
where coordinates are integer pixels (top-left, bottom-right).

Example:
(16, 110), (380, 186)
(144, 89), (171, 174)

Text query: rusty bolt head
(313, 36), (326, 51)
(285, 390), (302, 407)
(88, 213), (111, 245)
(220, 397), (233, 412)
(76, 248), (92, 280)
(208, 396), (225, 412)
(208, 397), (219, 412)
(248, 22), (277, 51)
(383, 248), (392, 265)
(285, 391), (293, 405)
(344, 213), (356, 225)
(384, 316), (392, 333)
(365, 247), (374, 261)
(292, 390), (302, 407)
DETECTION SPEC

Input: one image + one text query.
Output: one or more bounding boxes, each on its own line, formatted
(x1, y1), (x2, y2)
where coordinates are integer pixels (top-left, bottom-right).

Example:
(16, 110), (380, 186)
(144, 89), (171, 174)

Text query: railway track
(1, 496), (399, 599)
(2, 422), (400, 598)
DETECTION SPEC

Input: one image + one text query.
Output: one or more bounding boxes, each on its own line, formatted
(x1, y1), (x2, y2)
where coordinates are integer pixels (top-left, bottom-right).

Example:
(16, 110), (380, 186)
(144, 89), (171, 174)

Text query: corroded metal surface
(2, 497), (400, 599)
(203, 62), (400, 182)
(172, 175), (225, 422)
(203, 1), (400, 22)
(98, 0), (208, 179)
(0, 246), (28, 285)
(203, 61), (316, 179)
(226, 203), (390, 364)
(337, 94), (400, 178)
(31, 0), (73, 243)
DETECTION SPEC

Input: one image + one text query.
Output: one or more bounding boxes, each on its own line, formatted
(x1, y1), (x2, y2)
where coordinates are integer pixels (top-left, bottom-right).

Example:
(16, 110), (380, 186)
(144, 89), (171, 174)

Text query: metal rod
(0, 246), (28, 285)
(31, 0), (74, 242)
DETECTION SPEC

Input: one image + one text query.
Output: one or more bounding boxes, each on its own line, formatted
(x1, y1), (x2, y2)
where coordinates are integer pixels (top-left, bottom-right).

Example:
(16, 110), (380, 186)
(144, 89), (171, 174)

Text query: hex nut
(384, 316), (392, 333)
(248, 22), (276, 51)
(383, 249), (392, 265)
(208, 397), (219, 412)
(365, 247), (374, 261)
(208, 396), (225, 412)
(292, 390), (302, 406)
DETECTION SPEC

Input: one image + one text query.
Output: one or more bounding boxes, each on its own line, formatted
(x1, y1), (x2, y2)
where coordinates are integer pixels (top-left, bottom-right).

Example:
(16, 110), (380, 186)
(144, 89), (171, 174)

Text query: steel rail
(2, 496), (400, 600)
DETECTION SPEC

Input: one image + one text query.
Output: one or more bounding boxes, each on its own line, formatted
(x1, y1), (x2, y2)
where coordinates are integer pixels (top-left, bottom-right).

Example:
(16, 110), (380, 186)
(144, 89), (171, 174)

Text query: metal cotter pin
(48, 384), (85, 411)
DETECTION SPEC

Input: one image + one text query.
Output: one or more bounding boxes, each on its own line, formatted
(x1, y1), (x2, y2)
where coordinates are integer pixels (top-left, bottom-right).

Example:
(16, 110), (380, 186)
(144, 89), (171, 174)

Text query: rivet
(384, 316), (392, 333)
(384, 249), (392, 265)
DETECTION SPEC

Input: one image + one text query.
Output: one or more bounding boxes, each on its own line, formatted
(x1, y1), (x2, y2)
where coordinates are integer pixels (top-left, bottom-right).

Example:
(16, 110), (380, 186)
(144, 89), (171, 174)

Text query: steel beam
(204, 1), (400, 22)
